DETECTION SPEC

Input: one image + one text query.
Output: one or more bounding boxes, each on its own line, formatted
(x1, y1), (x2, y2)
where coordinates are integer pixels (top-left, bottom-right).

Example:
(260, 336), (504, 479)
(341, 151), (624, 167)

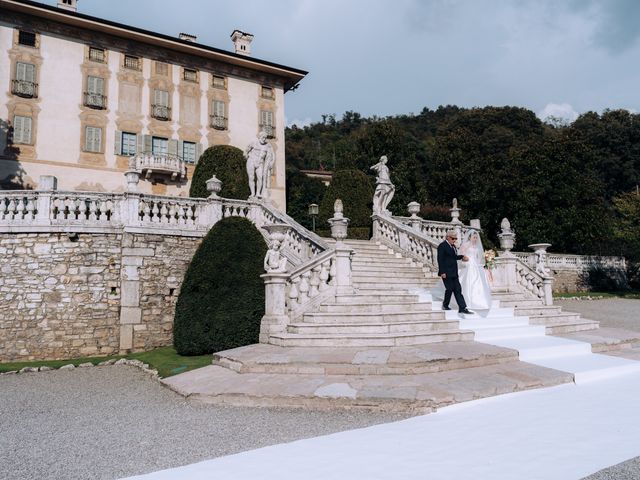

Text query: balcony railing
(132, 152), (186, 181)
(259, 124), (275, 138)
(210, 115), (228, 130)
(151, 104), (171, 121)
(83, 92), (107, 109)
(11, 80), (38, 98)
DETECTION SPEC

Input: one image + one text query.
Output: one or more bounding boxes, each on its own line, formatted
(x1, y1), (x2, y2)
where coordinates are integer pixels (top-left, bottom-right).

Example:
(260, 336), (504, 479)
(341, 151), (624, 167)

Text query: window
(13, 115), (32, 144)
(183, 141), (196, 163)
(85, 126), (102, 152)
(18, 31), (36, 47)
(121, 132), (137, 156)
(152, 136), (168, 155)
(212, 75), (226, 89)
(155, 62), (168, 76)
(260, 110), (275, 138)
(211, 100), (227, 130)
(183, 68), (198, 82)
(123, 54), (141, 70)
(84, 76), (106, 108)
(88, 47), (105, 63)
(12, 62), (37, 98)
(152, 89), (171, 120)
(261, 86), (274, 99)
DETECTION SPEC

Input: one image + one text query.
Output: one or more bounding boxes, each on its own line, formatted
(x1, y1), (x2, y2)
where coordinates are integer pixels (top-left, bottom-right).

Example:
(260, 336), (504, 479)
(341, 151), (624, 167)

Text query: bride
(458, 229), (492, 310)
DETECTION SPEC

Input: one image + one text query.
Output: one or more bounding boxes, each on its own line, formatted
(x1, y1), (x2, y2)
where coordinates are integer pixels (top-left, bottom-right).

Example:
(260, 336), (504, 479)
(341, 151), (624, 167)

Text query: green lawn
(554, 291), (640, 300)
(0, 347), (212, 378)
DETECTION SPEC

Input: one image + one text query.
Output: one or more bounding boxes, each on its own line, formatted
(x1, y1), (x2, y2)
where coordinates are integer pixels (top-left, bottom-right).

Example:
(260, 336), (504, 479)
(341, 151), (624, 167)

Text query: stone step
(472, 324), (547, 341)
(210, 342), (519, 376)
(514, 305), (563, 316)
(334, 293), (420, 304)
(351, 254), (406, 262)
(527, 313), (583, 326)
(303, 310), (446, 324)
(352, 287), (415, 296)
(268, 329), (475, 347)
(319, 302), (432, 313)
(497, 298), (544, 308)
(544, 320), (600, 335)
(351, 265), (429, 274)
(354, 281), (434, 289)
(352, 270), (428, 279)
(287, 319), (460, 335)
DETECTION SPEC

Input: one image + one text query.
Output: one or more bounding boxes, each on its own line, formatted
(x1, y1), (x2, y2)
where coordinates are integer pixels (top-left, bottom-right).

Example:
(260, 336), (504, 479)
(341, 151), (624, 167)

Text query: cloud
(287, 117), (313, 128)
(537, 103), (579, 123)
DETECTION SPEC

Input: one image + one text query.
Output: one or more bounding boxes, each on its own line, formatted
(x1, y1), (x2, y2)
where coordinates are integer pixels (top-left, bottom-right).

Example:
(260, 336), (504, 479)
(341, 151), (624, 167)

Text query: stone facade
(0, 231), (200, 362)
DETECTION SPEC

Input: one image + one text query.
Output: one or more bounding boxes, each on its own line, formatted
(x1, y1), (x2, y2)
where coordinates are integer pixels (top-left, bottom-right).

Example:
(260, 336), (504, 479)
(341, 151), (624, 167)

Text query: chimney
(231, 29), (253, 56)
(179, 33), (197, 43)
(57, 0), (78, 12)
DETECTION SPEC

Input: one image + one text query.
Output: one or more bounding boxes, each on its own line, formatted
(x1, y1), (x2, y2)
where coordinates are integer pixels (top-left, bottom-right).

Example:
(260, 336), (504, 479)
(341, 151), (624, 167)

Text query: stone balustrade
(393, 216), (474, 245)
(373, 214), (438, 268)
(514, 251), (626, 272)
(132, 152), (187, 181)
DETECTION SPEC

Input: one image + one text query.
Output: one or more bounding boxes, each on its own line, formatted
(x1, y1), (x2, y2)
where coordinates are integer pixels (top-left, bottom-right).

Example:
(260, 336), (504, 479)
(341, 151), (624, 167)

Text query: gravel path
(0, 366), (407, 480)
(556, 298), (640, 332)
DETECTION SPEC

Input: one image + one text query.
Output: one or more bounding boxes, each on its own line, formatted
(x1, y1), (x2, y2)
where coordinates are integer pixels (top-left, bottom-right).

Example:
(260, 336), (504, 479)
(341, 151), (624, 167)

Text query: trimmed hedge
(319, 169), (373, 230)
(189, 145), (250, 199)
(173, 217), (267, 355)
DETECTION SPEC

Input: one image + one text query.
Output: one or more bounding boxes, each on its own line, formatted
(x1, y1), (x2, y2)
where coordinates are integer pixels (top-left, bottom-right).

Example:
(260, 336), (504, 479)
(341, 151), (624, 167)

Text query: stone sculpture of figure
(264, 236), (288, 273)
(370, 155), (395, 215)
(534, 251), (549, 276)
(245, 131), (275, 199)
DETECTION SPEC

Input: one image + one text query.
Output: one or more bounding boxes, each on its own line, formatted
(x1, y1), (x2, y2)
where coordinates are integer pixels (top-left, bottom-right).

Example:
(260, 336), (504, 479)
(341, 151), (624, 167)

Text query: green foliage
(580, 265), (629, 292)
(189, 145), (250, 199)
(612, 191), (640, 262)
(173, 217), (267, 355)
(285, 166), (327, 230)
(318, 169), (373, 233)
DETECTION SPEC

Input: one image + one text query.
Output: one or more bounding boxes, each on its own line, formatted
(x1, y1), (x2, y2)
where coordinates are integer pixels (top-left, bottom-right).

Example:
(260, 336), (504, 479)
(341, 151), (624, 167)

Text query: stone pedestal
(334, 246), (354, 295)
(407, 201), (421, 230)
(259, 272), (290, 343)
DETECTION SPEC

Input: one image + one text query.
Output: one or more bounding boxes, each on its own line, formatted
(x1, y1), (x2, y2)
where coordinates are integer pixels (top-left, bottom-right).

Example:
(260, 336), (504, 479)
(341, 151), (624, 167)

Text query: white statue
(264, 235), (288, 273)
(245, 131), (275, 199)
(370, 155), (395, 215)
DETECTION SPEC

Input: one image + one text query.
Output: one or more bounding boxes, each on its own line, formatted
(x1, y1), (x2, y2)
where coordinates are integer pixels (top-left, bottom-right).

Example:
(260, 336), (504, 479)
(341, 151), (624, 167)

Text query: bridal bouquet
(484, 249), (497, 270)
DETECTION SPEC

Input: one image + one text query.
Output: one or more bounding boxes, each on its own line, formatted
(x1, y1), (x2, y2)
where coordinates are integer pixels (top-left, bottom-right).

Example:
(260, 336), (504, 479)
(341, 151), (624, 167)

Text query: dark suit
(437, 240), (468, 311)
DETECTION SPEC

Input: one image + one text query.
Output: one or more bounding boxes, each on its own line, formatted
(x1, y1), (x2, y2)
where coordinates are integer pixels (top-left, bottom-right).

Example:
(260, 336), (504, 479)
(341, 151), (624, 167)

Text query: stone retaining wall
(0, 232), (200, 362)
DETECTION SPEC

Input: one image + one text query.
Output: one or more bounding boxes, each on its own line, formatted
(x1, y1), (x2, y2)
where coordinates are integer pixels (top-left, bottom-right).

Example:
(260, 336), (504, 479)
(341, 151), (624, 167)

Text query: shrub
(318, 169), (373, 230)
(173, 217), (267, 355)
(189, 145), (250, 199)
(580, 264), (629, 292)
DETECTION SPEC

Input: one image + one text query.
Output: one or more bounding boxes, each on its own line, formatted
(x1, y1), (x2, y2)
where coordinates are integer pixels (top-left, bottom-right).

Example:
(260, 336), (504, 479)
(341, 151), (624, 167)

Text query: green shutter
(196, 143), (203, 163)
(114, 130), (122, 155)
(178, 140), (184, 158)
(87, 76), (104, 94)
(137, 133), (145, 154)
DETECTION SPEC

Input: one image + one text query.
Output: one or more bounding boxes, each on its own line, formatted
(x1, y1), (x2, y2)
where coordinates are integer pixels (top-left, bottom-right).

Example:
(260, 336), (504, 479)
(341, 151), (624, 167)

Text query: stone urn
(328, 199), (349, 244)
(206, 175), (223, 198)
(498, 217), (516, 255)
(407, 201), (420, 218)
(449, 198), (461, 224)
(262, 223), (291, 245)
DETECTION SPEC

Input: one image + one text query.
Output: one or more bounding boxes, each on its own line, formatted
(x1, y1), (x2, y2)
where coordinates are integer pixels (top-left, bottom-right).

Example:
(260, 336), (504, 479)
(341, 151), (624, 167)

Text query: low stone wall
(552, 269), (586, 293)
(0, 232), (200, 362)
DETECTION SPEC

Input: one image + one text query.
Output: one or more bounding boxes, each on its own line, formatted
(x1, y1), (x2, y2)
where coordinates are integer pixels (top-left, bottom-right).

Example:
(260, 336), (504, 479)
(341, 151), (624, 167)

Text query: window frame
(182, 141), (197, 164)
(212, 75), (226, 89)
(18, 30), (37, 48)
(121, 132), (137, 156)
(84, 126), (103, 153)
(12, 115), (33, 145)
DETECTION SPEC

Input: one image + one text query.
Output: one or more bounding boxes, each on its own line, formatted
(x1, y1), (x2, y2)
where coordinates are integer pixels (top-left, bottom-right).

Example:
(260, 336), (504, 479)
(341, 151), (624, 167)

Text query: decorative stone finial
(498, 217), (516, 256)
(206, 175), (223, 198)
(450, 198), (461, 224)
(124, 170), (140, 193)
(328, 198), (350, 243)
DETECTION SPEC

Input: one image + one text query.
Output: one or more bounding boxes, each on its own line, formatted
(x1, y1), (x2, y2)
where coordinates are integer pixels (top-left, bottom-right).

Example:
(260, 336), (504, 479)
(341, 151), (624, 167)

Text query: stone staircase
(268, 239), (474, 347)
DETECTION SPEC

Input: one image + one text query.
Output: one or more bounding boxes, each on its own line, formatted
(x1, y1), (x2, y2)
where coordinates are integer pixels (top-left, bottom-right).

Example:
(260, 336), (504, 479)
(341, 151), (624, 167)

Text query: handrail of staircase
(372, 213), (439, 269)
(513, 256), (554, 305)
(392, 215), (475, 243)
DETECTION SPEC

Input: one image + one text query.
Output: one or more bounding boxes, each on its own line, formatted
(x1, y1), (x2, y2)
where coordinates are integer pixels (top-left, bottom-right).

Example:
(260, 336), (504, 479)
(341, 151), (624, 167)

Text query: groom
(437, 229), (472, 314)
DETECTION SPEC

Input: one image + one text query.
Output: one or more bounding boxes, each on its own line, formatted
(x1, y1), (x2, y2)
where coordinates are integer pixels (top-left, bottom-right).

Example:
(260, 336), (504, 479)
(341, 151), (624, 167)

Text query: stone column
(327, 199), (354, 295)
(259, 272), (290, 343)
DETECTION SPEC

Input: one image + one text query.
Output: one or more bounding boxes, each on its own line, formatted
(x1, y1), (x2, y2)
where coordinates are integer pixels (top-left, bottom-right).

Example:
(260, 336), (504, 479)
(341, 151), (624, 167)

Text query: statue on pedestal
(245, 131), (275, 200)
(264, 235), (288, 273)
(370, 155), (395, 215)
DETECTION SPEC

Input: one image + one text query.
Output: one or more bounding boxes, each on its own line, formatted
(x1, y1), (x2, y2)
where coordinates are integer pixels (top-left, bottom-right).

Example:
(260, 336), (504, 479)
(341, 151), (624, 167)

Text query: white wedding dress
(458, 236), (492, 310)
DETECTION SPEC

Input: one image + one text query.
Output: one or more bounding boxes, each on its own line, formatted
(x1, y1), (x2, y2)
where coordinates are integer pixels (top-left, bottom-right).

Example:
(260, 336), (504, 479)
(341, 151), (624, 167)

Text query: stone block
(120, 307), (142, 325)
(122, 248), (155, 257)
(119, 325), (133, 350)
(122, 257), (144, 266)
(120, 280), (140, 307)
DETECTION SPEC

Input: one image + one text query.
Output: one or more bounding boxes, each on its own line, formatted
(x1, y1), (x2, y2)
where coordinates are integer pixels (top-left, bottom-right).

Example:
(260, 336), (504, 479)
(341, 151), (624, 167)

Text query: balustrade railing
(285, 249), (337, 319)
(514, 257), (553, 305)
(133, 152), (187, 181)
(373, 214), (438, 268)
(514, 251), (626, 271)
(0, 191), (40, 222)
(50, 192), (120, 224)
(393, 216), (474, 243)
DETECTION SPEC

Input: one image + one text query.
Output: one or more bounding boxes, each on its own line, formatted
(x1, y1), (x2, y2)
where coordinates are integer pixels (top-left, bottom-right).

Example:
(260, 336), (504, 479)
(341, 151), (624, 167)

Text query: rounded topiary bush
(318, 169), (374, 234)
(189, 145), (250, 199)
(173, 217), (267, 355)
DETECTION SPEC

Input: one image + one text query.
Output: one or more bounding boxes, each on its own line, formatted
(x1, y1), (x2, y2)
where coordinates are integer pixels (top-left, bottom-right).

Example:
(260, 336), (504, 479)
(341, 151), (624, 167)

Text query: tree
(318, 169), (373, 235)
(285, 166), (327, 230)
(173, 217), (267, 355)
(189, 145), (250, 199)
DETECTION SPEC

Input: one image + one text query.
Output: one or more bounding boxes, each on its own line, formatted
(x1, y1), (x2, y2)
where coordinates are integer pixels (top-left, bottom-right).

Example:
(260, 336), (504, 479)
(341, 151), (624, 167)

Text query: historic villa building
(0, 0), (306, 209)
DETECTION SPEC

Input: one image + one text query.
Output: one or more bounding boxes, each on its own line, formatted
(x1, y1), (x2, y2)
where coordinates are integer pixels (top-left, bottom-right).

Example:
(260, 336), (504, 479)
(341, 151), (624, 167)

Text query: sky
(38, 0), (640, 127)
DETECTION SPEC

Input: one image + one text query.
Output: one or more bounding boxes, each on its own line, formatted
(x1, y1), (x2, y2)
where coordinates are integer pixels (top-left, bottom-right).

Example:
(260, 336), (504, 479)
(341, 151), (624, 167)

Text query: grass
(554, 291), (640, 300)
(0, 346), (212, 378)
